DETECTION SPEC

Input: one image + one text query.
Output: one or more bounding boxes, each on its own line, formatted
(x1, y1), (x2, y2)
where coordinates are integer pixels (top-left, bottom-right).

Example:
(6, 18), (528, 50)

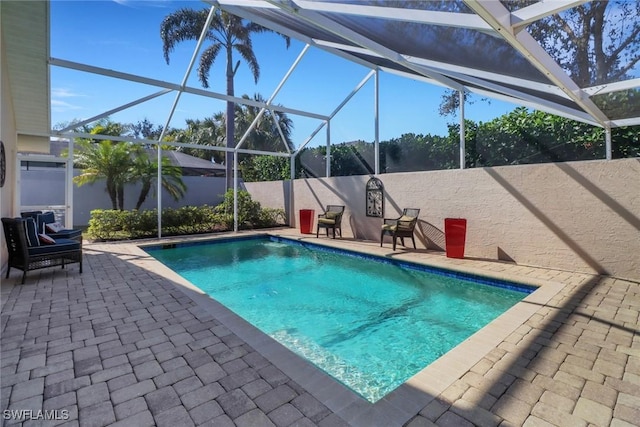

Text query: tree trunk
(106, 179), (118, 210)
(590, 2), (608, 84)
(117, 184), (125, 211)
(135, 181), (151, 210)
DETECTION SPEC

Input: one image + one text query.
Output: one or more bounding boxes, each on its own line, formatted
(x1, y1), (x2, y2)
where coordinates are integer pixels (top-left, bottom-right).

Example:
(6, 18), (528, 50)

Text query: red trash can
(299, 209), (315, 234)
(445, 218), (467, 258)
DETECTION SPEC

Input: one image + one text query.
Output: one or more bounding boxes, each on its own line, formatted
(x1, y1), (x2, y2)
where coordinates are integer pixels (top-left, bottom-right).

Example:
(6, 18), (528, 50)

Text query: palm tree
(71, 120), (187, 210)
(232, 94), (295, 182)
(170, 116), (225, 163)
(129, 147), (187, 210)
(160, 7), (290, 189)
(70, 120), (131, 210)
(73, 139), (132, 210)
(237, 93), (295, 154)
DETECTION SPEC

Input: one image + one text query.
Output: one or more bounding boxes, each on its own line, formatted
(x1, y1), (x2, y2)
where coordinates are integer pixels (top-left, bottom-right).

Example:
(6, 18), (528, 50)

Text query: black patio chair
(380, 208), (420, 251)
(2, 217), (82, 284)
(316, 205), (345, 239)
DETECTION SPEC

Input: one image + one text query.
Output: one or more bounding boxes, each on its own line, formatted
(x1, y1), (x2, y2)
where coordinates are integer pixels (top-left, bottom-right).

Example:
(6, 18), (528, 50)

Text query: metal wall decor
(365, 177), (384, 217)
(0, 141), (5, 188)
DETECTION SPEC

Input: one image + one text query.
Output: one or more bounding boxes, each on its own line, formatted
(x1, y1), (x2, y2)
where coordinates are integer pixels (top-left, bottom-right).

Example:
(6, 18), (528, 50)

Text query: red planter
(299, 209), (315, 234)
(445, 218), (467, 258)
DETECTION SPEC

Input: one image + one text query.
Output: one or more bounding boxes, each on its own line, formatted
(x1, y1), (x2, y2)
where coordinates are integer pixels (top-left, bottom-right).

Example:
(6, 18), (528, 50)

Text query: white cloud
(112, 0), (171, 9)
(51, 99), (82, 113)
(51, 87), (84, 113)
(51, 87), (84, 99)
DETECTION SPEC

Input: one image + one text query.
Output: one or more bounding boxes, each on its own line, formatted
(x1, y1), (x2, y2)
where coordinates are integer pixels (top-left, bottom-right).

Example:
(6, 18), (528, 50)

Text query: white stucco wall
(245, 158), (640, 281)
(1, 37), (17, 273)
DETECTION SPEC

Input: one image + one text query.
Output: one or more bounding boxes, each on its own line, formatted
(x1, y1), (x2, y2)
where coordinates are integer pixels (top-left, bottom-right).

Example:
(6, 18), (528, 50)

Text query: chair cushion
(49, 229), (82, 240)
(324, 212), (338, 220)
(28, 239), (80, 256)
(36, 212), (56, 234)
(38, 234), (56, 245)
(45, 222), (65, 233)
(23, 218), (40, 247)
(20, 211), (42, 220)
(398, 215), (414, 222)
(318, 218), (336, 225)
(381, 224), (397, 231)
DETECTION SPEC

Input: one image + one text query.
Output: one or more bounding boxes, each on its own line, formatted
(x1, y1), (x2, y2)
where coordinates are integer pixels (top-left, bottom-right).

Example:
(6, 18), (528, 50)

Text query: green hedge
(87, 191), (286, 241)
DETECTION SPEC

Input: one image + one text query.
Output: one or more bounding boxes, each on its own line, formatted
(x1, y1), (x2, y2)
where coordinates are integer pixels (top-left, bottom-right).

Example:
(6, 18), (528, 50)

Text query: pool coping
(135, 231), (565, 427)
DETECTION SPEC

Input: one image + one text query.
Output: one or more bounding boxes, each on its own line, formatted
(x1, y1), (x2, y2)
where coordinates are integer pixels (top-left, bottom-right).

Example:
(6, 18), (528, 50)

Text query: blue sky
(50, 0), (519, 148)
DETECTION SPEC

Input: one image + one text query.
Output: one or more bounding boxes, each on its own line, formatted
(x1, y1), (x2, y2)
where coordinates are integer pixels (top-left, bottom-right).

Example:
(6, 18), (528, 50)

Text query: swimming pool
(145, 236), (533, 402)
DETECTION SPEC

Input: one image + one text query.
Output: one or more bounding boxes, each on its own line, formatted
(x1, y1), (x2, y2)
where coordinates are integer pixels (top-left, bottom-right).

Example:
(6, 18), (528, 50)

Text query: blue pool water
(145, 236), (532, 402)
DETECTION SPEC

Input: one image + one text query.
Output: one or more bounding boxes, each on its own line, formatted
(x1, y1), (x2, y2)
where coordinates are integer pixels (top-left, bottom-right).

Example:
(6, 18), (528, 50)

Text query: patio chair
(21, 211), (82, 242)
(2, 217), (82, 284)
(316, 205), (345, 239)
(380, 208), (420, 251)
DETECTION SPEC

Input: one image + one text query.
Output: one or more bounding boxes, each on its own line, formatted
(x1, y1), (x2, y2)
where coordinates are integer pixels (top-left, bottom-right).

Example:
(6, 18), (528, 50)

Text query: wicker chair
(316, 205), (345, 239)
(380, 208), (420, 251)
(2, 217), (82, 284)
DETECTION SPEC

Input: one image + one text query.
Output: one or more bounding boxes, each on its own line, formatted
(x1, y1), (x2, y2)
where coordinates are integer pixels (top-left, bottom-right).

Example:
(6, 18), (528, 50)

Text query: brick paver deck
(1, 231), (638, 426)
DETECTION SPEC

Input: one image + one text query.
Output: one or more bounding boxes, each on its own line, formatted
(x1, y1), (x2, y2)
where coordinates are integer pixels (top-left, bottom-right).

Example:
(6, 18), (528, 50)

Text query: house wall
(1, 33), (18, 272)
(245, 158), (640, 281)
(20, 169), (228, 227)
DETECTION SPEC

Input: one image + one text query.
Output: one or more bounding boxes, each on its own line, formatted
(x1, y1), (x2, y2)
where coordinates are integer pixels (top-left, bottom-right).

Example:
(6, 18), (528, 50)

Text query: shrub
(214, 189), (262, 229)
(162, 205), (218, 235)
(87, 209), (131, 240)
(87, 209), (157, 240)
(257, 208), (286, 227)
(86, 192), (286, 241)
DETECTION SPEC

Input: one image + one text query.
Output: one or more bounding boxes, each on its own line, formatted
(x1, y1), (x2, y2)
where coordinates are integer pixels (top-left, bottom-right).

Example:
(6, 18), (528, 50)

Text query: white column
(325, 121), (331, 177)
(459, 90), (466, 169)
(157, 146), (163, 238)
(605, 126), (612, 160)
(289, 154), (296, 227)
(374, 69), (380, 175)
(233, 153), (239, 232)
(66, 138), (74, 228)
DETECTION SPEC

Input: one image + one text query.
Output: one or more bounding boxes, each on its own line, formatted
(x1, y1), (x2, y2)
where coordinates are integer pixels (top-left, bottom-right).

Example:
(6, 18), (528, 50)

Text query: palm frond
(198, 44), (222, 88)
(160, 8), (210, 64)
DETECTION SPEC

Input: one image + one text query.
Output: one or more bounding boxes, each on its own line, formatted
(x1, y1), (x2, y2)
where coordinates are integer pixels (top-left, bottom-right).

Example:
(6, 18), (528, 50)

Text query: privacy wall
(246, 158), (640, 281)
(20, 170), (228, 227)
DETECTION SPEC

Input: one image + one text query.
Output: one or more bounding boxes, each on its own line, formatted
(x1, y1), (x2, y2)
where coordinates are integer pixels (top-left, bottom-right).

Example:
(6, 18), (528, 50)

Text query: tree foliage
(439, 1), (640, 117)
(524, 1), (639, 86)
(241, 155), (292, 182)
(69, 120), (187, 210)
(169, 116), (225, 164)
(164, 93), (295, 180)
(129, 147), (187, 210)
(287, 108), (639, 180)
(73, 139), (131, 210)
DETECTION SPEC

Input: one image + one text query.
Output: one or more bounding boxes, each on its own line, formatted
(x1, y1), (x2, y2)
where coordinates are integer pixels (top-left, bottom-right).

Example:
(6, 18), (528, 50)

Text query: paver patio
(1, 231), (638, 426)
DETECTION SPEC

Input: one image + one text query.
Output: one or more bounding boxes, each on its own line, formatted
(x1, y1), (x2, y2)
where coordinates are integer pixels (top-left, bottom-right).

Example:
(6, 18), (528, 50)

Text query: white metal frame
(34, 0), (634, 237)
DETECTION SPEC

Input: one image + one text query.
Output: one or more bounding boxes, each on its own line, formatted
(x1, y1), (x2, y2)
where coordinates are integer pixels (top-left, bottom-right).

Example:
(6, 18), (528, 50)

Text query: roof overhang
(1, 0), (50, 152)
